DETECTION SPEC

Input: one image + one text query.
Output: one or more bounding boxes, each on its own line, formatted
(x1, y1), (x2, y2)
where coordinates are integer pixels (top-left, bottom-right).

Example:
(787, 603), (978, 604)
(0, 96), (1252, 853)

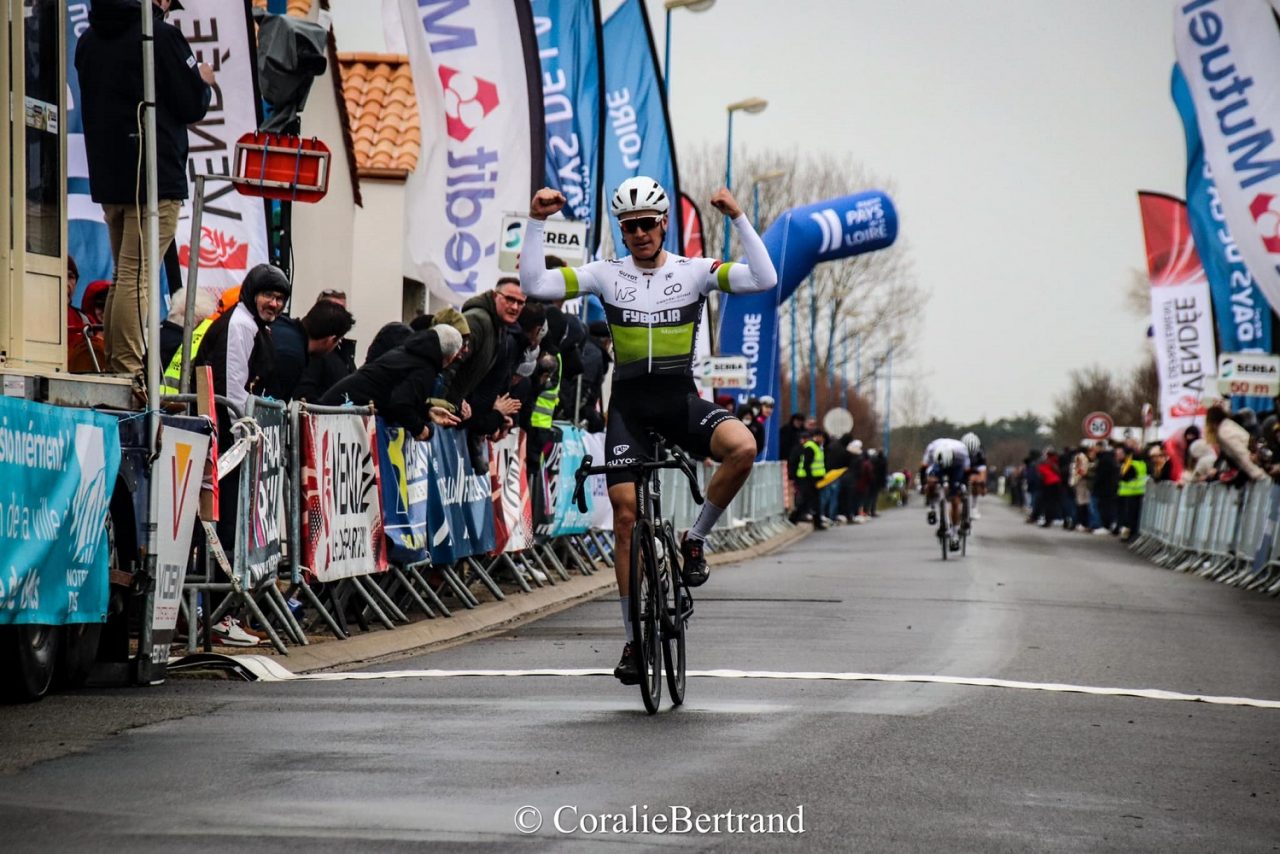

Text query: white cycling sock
(687, 499), (725, 542)
(620, 596), (633, 642)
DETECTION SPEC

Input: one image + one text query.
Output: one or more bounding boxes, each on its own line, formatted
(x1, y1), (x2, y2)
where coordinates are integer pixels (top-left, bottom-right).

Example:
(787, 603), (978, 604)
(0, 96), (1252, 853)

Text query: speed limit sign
(1082, 411), (1114, 440)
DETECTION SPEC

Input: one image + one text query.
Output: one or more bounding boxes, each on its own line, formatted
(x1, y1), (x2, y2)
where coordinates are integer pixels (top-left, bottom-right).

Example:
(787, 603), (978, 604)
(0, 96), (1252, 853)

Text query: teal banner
(0, 397), (120, 624)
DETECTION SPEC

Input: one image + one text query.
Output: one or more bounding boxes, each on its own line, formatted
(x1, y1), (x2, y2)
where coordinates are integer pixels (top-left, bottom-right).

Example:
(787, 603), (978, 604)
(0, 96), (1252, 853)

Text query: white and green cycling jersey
(519, 216), (778, 382)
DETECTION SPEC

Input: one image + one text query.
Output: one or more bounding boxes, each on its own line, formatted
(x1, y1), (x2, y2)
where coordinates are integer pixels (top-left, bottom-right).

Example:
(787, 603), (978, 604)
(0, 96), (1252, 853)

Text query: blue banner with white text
(0, 397), (120, 625)
(66, 1), (114, 307)
(1172, 64), (1273, 412)
(424, 428), (496, 564)
(531, 0), (604, 252)
(718, 190), (898, 459)
(601, 0), (679, 256)
(536, 422), (591, 537)
(376, 419), (432, 565)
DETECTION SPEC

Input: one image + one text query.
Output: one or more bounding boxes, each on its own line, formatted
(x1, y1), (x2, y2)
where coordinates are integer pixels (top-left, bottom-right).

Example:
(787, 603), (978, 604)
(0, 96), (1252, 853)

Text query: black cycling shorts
(604, 378), (736, 487)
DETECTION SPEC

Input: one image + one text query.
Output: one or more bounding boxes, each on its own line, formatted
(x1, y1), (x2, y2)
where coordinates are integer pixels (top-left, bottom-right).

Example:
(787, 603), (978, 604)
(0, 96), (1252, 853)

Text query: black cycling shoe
(949, 537), (961, 552)
(613, 642), (640, 685)
(927, 510), (937, 526)
(680, 535), (710, 587)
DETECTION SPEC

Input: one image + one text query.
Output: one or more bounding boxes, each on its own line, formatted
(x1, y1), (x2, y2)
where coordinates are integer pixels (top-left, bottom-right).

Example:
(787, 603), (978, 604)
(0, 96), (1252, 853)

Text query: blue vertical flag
(601, 0), (680, 256)
(530, 0), (604, 251)
(1172, 64), (1272, 411)
(66, 2), (113, 306)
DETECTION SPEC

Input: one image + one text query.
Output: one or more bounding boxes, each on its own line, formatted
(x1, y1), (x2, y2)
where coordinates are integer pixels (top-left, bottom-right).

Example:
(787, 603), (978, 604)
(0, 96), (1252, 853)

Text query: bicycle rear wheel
(629, 519), (663, 714)
(660, 525), (686, 706)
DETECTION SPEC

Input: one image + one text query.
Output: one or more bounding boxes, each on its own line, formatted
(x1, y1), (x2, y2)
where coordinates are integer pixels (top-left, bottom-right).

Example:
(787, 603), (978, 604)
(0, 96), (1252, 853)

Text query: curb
(230, 524), (810, 675)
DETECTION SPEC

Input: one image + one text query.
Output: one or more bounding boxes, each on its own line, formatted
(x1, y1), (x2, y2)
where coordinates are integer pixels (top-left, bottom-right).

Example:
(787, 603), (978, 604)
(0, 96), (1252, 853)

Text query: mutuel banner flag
(398, 0), (544, 306)
(1174, 0), (1280, 322)
(718, 190), (898, 458)
(530, 0), (604, 250)
(1172, 64), (1273, 412)
(601, 0), (679, 256)
(1138, 192), (1217, 438)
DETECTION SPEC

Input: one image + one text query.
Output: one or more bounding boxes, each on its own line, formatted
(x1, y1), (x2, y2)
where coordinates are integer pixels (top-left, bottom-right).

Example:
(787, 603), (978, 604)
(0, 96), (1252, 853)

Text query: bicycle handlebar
(571, 446), (705, 513)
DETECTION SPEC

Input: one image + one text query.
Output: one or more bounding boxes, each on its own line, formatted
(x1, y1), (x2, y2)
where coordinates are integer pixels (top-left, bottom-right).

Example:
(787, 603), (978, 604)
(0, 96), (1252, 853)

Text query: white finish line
(222, 655), (1280, 709)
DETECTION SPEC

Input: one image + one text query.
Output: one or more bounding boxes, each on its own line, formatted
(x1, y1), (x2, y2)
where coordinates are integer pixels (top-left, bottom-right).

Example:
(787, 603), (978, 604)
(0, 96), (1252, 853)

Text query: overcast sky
(330, 0), (1183, 425)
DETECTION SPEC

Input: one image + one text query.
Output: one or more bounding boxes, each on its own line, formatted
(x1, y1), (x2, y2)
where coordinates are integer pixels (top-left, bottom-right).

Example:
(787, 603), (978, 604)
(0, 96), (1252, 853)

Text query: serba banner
(717, 190), (898, 459)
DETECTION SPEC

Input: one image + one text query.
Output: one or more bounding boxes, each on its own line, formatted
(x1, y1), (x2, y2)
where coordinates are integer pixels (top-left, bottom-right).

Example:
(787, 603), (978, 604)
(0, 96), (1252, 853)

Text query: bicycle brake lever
(672, 448), (705, 505)
(573, 454), (593, 513)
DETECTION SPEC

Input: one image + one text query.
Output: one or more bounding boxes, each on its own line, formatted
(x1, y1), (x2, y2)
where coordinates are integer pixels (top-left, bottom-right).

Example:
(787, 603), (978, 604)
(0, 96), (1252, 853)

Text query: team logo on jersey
(619, 270), (638, 282)
(613, 444), (630, 456)
(615, 286), (637, 303)
(663, 282), (683, 296)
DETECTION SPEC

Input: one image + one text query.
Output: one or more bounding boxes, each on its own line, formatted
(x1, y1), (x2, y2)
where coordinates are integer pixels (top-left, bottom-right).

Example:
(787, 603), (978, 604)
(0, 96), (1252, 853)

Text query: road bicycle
(932, 478), (970, 560)
(573, 433), (703, 714)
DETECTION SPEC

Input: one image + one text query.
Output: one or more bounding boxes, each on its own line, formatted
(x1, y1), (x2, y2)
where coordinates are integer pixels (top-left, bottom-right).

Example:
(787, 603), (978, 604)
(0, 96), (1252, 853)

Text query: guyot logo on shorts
(1248, 193), (1280, 253)
(439, 66), (499, 142)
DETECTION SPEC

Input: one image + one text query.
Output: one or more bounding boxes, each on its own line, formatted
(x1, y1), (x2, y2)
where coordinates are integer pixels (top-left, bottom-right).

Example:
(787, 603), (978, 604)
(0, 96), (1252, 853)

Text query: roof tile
(337, 52), (420, 176)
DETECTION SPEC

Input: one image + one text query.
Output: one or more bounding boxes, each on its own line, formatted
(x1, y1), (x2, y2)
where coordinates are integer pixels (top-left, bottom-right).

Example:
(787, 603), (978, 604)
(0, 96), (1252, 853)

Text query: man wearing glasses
(520, 177), (778, 685)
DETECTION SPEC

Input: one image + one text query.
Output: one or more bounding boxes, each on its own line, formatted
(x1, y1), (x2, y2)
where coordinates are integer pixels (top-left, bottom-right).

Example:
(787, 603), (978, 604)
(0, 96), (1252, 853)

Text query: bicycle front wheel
(661, 525), (686, 706)
(630, 519), (663, 714)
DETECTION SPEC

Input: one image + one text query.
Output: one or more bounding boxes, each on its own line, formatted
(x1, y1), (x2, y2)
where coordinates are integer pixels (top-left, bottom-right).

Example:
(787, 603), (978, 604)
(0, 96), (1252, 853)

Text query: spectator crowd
(1006, 404), (1273, 544)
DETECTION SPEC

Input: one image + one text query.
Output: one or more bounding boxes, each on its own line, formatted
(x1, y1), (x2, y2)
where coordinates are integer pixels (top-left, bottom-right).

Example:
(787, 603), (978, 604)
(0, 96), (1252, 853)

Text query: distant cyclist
(923, 437), (970, 550)
(519, 177), (778, 685)
(961, 432), (987, 519)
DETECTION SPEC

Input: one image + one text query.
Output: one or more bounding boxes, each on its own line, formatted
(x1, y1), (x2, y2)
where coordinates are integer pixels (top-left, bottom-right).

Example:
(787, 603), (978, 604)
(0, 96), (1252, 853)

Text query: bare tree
(680, 144), (925, 405)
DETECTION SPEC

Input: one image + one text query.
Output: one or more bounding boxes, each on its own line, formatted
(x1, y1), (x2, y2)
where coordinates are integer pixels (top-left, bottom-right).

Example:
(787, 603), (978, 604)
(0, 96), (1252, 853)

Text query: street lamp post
(722, 97), (768, 262)
(751, 169), (788, 231)
(882, 346), (894, 458)
(663, 0), (716, 97)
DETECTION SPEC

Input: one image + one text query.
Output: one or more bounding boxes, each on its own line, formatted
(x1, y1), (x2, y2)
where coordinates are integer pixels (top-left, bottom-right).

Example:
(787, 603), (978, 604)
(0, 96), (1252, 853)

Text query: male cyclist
(922, 437), (970, 550)
(961, 431), (987, 519)
(520, 177), (778, 685)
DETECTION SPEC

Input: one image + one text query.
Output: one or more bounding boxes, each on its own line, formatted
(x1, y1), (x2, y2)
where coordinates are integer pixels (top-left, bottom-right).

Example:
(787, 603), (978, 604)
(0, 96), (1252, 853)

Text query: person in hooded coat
(195, 264), (291, 411)
(321, 326), (465, 441)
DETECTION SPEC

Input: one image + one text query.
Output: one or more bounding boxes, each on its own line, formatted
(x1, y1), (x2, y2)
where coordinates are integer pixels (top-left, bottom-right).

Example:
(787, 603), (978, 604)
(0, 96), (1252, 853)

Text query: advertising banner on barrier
(425, 428), (496, 564)
(300, 412), (388, 582)
(148, 425), (209, 660)
(717, 191), (898, 458)
(397, 0), (543, 305)
(0, 397), (120, 625)
(601, 0), (680, 256)
(1174, 1), (1280, 322)
(1171, 65), (1273, 412)
(530, 0), (603, 250)
(537, 422), (591, 537)
(490, 429), (534, 553)
(238, 402), (285, 589)
(376, 420), (432, 565)
(1138, 192), (1218, 438)
(581, 431), (612, 531)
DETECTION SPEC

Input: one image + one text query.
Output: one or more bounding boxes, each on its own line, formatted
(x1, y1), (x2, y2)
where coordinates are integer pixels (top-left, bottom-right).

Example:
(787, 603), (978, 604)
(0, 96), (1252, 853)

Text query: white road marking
(218, 655), (1280, 709)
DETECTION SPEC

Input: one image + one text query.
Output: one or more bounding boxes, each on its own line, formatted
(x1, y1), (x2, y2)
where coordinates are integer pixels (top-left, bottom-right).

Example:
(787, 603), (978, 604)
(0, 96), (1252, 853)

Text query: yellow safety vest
(160, 317), (213, 396)
(796, 440), (826, 479)
(1117, 459), (1147, 497)
(530, 352), (561, 429)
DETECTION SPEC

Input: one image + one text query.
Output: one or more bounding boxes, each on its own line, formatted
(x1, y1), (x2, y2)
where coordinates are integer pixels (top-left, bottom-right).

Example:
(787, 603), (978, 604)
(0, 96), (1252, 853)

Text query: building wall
(351, 178), (411, 334)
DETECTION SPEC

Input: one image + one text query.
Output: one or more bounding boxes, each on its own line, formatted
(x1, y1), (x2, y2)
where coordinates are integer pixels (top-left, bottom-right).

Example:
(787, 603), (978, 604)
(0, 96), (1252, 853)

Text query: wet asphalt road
(1, 503), (1278, 852)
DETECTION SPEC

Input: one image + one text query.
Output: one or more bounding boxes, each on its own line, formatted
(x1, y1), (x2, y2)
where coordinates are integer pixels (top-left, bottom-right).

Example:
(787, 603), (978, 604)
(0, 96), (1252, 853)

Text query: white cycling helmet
(611, 176), (670, 218)
(962, 432), (981, 456)
(934, 446), (954, 467)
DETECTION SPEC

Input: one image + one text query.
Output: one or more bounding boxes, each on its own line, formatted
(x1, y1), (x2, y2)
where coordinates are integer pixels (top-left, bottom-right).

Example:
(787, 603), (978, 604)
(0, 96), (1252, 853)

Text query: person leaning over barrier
(320, 325), (465, 442)
(264, 299), (356, 402)
(1205, 404), (1267, 485)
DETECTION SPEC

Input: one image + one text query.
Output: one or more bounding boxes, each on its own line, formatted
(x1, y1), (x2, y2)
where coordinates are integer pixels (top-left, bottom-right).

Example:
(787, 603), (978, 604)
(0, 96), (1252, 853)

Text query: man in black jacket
(263, 300), (356, 402)
(321, 327), (466, 441)
(76, 0), (213, 377)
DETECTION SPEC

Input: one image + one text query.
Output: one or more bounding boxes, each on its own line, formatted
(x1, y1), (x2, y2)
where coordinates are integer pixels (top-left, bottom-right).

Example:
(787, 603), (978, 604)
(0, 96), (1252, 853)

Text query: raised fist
(529, 188), (566, 221)
(709, 188), (743, 219)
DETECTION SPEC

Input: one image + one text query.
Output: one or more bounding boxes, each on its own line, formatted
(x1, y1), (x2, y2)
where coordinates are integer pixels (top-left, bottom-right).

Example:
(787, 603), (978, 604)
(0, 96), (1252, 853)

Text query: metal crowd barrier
(155, 401), (798, 655)
(1130, 478), (1280, 595)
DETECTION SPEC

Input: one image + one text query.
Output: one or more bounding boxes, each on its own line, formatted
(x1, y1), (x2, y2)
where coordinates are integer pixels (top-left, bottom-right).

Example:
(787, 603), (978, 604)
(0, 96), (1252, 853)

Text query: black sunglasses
(620, 216), (662, 235)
